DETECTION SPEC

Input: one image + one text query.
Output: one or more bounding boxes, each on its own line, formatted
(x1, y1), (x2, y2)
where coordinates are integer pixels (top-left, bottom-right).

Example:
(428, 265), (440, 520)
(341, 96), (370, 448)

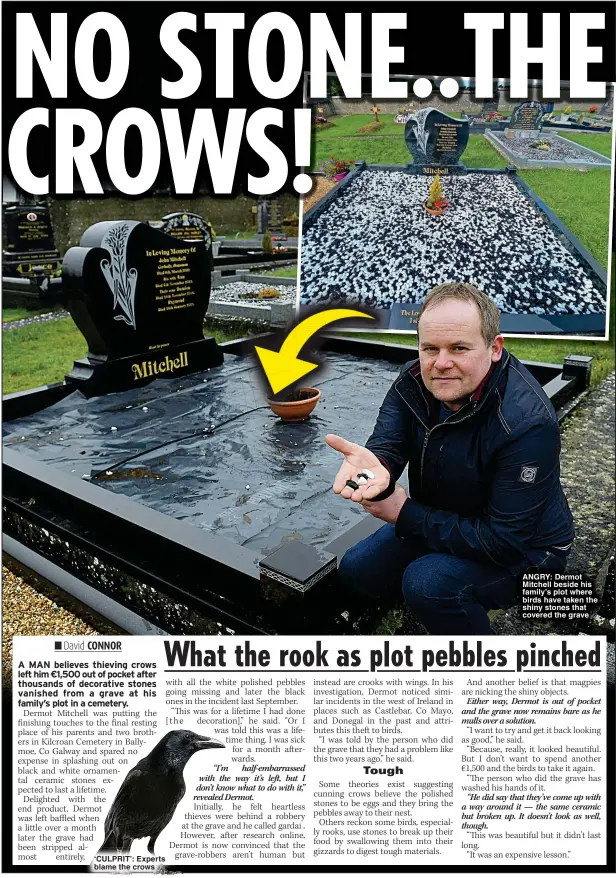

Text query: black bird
(98, 730), (224, 854)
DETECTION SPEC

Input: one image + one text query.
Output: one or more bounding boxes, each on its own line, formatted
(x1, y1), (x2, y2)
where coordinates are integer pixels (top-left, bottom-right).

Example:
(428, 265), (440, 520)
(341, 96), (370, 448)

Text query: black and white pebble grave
(301, 166), (607, 334)
(62, 220), (223, 396)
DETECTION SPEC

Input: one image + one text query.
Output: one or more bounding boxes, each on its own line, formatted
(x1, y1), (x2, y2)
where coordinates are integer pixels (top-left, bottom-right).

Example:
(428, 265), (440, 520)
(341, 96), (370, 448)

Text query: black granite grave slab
(545, 120), (611, 133)
(63, 220), (222, 396)
(259, 542), (338, 608)
(3, 205), (61, 277)
(2, 336), (593, 634)
(405, 108), (469, 165)
(2, 352), (400, 555)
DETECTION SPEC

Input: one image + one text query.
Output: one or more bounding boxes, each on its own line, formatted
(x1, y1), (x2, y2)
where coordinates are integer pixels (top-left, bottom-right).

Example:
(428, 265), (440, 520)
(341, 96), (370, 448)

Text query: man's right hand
(325, 434), (391, 503)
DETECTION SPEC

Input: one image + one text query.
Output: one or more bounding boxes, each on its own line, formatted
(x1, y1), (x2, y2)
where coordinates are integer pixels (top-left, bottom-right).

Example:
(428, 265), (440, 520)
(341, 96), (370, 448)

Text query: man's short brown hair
(419, 283), (501, 347)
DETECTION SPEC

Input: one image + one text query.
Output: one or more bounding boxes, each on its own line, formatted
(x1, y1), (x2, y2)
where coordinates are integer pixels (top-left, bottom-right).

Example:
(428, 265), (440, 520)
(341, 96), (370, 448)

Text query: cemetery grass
(339, 325), (615, 390)
(518, 168), (611, 267)
(312, 133), (508, 169)
(226, 230), (260, 239)
(557, 131), (613, 158)
(260, 266), (297, 277)
(316, 113), (464, 139)
(2, 318), (258, 395)
(3, 318), (87, 394)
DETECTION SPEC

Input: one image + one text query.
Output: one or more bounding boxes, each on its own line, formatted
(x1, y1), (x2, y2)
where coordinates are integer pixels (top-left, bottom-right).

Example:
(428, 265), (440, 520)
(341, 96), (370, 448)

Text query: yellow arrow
(255, 309), (374, 395)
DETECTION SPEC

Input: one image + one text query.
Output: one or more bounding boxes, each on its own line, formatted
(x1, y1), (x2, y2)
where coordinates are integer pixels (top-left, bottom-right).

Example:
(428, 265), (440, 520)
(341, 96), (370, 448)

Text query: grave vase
(423, 199), (449, 217)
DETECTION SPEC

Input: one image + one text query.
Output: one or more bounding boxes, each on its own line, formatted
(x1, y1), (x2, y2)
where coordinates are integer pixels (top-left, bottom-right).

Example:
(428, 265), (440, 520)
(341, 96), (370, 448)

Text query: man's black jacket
(365, 350), (574, 574)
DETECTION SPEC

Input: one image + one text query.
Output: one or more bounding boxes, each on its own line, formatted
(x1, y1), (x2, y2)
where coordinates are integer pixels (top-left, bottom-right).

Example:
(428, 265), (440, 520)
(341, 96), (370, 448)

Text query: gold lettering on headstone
(147, 247), (196, 314)
(132, 351), (188, 380)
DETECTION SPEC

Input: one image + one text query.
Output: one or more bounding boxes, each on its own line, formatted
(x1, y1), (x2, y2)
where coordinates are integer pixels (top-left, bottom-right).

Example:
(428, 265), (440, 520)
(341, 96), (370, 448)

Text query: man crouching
(326, 283), (574, 635)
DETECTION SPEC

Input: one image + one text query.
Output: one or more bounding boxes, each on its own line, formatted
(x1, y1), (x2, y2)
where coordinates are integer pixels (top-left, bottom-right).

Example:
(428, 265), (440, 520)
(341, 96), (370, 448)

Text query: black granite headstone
(3, 205), (61, 277)
(509, 101), (544, 130)
(63, 221), (222, 396)
(483, 99), (500, 114)
(160, 212), (213, 252)
(405, 108), (469, 165)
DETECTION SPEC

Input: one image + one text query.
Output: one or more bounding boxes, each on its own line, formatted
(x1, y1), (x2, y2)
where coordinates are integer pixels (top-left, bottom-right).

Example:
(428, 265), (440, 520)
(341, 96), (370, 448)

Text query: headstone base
(3, 250), (62, 278)
(65, 337), (224, 398)
(511, 128), (542, 139)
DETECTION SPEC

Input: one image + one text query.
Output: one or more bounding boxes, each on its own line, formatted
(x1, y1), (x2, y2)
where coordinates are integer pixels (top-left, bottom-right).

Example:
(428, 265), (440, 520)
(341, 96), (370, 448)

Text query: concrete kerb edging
(212, 272), (296, 288)
(208, 300), (295, 327)
(483, 130), (611, 169)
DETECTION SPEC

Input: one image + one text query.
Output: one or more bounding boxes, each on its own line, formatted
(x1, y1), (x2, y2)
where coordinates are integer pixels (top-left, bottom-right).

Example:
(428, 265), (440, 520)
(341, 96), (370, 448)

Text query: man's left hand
(362, 483), (408, 524)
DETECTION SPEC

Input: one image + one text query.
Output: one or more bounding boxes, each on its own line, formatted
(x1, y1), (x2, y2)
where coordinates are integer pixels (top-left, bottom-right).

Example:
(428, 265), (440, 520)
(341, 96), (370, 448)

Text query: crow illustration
(98, 730), (224, 854)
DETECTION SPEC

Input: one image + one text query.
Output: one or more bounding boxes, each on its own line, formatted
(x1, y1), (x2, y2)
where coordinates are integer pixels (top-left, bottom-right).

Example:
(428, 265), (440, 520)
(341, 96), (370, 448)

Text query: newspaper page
(12, 635), (608, 868)
(2, 4), (615, 876)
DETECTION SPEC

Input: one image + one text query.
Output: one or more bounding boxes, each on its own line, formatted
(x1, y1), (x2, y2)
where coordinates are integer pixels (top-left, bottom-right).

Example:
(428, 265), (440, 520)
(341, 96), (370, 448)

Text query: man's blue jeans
(338, 524), (565, 635)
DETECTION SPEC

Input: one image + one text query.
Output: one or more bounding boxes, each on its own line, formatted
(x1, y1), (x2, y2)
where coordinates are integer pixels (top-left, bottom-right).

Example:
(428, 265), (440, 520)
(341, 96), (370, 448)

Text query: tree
(427, 175), (445, 209)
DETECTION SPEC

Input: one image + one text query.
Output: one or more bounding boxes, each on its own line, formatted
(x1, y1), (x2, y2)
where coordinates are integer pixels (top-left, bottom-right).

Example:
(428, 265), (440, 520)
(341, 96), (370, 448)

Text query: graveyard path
(302, 177), (336, 214)
(2, 562), (116, 687)
(2, 310), (70, 331)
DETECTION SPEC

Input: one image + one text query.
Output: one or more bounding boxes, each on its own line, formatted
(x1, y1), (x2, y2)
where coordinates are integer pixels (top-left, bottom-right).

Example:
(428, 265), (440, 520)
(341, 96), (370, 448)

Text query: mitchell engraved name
(132, 351), (188, 380)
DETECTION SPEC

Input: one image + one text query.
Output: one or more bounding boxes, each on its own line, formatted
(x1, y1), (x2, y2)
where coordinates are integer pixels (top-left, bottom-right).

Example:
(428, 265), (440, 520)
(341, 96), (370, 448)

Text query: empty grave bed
(3, 336), (593, 636)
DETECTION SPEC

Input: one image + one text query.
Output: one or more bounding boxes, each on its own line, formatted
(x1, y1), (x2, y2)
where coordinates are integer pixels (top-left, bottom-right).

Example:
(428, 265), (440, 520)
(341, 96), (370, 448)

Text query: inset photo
(301, 79), (613, 337)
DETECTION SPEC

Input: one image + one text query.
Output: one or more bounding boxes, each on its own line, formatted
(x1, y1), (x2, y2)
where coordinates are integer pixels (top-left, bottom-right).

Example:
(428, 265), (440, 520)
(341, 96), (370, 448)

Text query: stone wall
(331, 86), (612, 117)
(332, 95), (480, 115)
(46, 193), (299, 255)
